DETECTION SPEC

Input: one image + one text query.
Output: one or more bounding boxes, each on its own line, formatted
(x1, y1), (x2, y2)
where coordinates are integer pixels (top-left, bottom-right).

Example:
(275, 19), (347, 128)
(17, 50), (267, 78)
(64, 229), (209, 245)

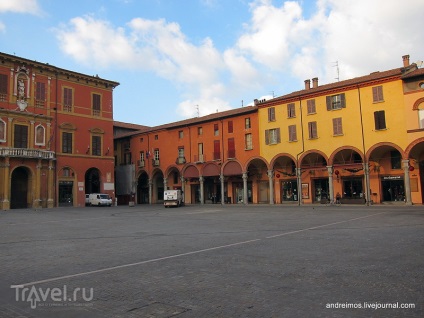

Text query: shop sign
(382, 176), (402, 180)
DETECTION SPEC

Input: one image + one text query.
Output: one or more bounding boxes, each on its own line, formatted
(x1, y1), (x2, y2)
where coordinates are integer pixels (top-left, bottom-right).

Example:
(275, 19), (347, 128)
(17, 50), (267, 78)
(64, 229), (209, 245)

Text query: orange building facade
(0, 52), (119, 209)
(114, 107), (279, 205)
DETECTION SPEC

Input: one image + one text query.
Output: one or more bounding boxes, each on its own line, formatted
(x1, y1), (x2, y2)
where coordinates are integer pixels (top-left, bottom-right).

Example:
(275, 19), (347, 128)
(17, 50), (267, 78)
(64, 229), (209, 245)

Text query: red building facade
(0, 52), (119, 209)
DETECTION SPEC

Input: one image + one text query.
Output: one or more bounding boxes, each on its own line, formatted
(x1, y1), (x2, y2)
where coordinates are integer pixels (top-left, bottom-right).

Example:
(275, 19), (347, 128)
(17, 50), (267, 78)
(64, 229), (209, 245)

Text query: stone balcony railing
(0, 147), (55, 160)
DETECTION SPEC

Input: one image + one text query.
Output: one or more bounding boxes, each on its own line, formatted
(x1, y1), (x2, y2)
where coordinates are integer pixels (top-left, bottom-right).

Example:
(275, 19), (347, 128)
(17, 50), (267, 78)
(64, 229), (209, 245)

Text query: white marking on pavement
(11, 211), (386, 288)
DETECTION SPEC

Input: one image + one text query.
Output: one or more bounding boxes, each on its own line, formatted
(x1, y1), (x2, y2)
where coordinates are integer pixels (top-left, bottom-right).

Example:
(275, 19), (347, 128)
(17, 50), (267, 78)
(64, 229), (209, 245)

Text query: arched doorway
(11, 167), (30, 209)
(137, 172), (149, 204)
(85, 168), (101, 194)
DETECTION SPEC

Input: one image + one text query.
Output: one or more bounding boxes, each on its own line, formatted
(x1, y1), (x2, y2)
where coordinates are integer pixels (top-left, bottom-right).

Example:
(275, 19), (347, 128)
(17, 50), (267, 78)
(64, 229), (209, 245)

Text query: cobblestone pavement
(0, 204), (422, 317)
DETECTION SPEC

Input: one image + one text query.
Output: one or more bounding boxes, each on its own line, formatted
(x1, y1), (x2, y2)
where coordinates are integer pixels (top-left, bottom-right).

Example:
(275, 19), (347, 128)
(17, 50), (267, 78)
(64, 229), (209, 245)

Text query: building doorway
(85, 168), (100, 194)
(381, 177), (405, 202)
(59, 181), (73, 206)
(313, 178), (329, 203)
(11, 167), (29, 209)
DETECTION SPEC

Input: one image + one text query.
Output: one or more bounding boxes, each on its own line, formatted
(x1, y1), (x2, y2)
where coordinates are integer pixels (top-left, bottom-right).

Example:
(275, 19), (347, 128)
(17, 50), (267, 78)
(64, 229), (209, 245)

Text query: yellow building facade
(258, 55), (424, 205)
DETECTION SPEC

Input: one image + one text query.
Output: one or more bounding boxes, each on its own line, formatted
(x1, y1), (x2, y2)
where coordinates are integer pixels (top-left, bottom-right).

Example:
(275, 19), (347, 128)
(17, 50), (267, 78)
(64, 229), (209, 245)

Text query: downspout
(296, 96), (305, 206)
(54, 71), (58, 207)
(357, 85), (370, 205)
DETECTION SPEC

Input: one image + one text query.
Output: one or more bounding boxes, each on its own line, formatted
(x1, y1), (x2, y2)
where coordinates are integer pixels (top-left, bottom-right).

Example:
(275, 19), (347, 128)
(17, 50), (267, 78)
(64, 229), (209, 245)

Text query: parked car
(164, 190), (183, 207)
(88, 193), (112, 206)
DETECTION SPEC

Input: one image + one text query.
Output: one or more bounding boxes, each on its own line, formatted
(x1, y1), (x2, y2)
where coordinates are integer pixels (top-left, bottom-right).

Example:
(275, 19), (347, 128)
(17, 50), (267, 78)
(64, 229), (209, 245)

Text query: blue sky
(1, 0), (423, 126)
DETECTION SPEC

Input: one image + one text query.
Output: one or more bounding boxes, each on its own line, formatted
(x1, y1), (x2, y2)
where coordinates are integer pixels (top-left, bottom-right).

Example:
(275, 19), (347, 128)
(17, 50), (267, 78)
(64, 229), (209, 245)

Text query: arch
(165, 165), (180, 178)
(10, 166), (32, 209)
(223, 160), (242, 176)
(89, 127), (104, 134)
(85, 167), (101, 194)
(0, 118), (6, 141)
(183, 165), (199, 178)
(365, 142), (405, 161)
(35, 124), (45, 145)
(137, 171), (149, 204)
(405, 137), (424, 159)
(299, 150), (328, 168)
(245, 156), (270, 171)
(412, 97), (424, 110)
(329, 146), (364, 166)
(202, 162), (220, 177)
(270, 153), (297, 169)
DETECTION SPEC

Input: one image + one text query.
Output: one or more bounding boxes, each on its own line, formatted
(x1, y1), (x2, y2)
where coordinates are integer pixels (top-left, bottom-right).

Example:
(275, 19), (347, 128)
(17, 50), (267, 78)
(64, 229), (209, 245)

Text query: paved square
(0, 204), (423, 317)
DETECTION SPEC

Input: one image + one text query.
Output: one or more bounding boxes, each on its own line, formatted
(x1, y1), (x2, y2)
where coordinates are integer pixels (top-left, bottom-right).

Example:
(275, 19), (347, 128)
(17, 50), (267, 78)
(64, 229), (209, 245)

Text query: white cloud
(0, 21), (5, 33)
(0, 0), (41, 15)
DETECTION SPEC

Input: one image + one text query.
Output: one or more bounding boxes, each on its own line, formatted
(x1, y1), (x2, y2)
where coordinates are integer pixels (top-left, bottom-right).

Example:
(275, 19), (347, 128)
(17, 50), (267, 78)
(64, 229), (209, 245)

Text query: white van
(88, 193), (112, 206)
(164, 190), (183, 207)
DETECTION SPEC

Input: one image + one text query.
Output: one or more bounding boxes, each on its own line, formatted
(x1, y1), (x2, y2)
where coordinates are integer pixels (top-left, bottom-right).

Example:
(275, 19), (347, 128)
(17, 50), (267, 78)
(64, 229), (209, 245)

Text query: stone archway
(85, 168), (101, 194)
(11, 167), (31, 209)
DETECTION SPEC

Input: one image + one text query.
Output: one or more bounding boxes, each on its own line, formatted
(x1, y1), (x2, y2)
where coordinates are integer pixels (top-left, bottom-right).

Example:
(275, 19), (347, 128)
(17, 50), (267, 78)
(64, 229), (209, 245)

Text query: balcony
(152, 159), (160, 167)
(176, 157), (186, 165)
(0, 147), (55, 160)
(194, 154), (205, 163)
(213, 152), (221, 161)
(137, 160), (145, 168)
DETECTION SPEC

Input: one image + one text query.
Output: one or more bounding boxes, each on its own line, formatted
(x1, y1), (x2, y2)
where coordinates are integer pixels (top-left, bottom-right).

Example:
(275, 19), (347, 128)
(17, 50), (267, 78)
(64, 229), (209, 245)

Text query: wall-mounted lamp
(334, 169), (340, 182)
(86, 145), (90, 154)
(105, 147), (110, 155)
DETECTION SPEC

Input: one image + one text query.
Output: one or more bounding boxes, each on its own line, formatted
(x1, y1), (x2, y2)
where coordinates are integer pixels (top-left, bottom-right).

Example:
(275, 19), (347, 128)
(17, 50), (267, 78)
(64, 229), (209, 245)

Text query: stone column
(296, 168), (302, 205)
(363, 162), (371, 205)
(327, 166), (334, 204)
(402, 159), (412, 205)
(220, 174), (225, 205)
(163, 177), (168, 191)
(148, 179), (153, 204)
(2, 157), (10, 210)
(33, 159), (42, 209)
(267, 169), (274, 204)
(199, 176), (204, 204)
(180, 176), (185, 204)
(47, 160), (54, 208)
(29, 121), (35, 148)
(242, 172), (248, 205)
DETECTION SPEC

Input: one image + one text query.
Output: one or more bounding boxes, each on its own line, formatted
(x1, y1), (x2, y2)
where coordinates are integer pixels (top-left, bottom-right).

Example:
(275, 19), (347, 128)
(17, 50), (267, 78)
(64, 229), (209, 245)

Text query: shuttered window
(213, 140), (220, 160)
(228, 121), (233, 133)
(307, 99), (316, 114)
(63, 87), (73, 112)
(14, 124), (28, 148)
(92, 93), (101, 116)
(265, 128), (280, 145)
(287, 103), (296, 118)
(372, 86), (384, 102)
(92, 135), (101, 156)
(288, 125), (297, 142)
(308, 121), (318, 139)
(0, 74), (7, 101)
(268, 107), (276, 121)
(62, 132), (73, 153)
(374, 110), (386, 130)
(228, 138), (235, 158)
(326, 93), (346, 110)
(35, 82), (46, 107)
(332, 118), (343, 135)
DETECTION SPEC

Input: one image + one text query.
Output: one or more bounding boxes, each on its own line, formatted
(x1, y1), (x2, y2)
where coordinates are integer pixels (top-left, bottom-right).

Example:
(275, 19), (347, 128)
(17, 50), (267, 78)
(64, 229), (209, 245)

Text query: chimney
(312, 77), (318, 88)
(304, 79), (311, 90)
(402, 55), (410, 67)
(253, 99), (258, 106)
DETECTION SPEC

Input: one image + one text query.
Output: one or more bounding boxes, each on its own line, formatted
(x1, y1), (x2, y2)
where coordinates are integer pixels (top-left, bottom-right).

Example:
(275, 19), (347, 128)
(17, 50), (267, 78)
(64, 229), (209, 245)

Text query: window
(92, 135), (101, 156)
(62, 132), (73, 153)
(228, 121), (233, 133)
(374, 110), (386, 130)
(265, 128), (281, 145)
(35, 125), (45, 145)
(245, 118), (251, 129)
(288, 125), (297, 142)
(198, 127), (203, 135)
(92, 93), (101, 116)
(197, 143), (204, 162)
(390, 151), (401, 169)
(268, 107), (276, 121)
(287, 103), (295, 118)
(372, 86), (384, 102)
(326, 93), (346, 110)
(419, 108), (424, 129)
(35, 82), (46, 108)
(213, 140), (220, 160)
(0, 73), (7, 102)
(245, 133), (253, 150)
(308, 121), (318, 139)
(154, 135), (158, 140)
(179, 130), (184, 139)
(154, 149), (160, 160)
(214, 123), (219, 136)
(14, 124), (28, 148)
(178, 147), (185, 158)
(140, 151), (145, 162)
(140, 137), (144, 142)
(0, 119), (6, 142)
(333, 118), (343, 135)
(228, 138), (235, 158)
(63, 87), (73, 112)
(307, 99), (316, 114)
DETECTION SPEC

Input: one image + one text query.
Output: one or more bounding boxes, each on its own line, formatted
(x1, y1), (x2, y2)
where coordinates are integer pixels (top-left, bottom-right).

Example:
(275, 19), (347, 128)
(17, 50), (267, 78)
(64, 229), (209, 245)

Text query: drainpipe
(296, 96), (304, 205)
(357, 85), (370, 205)
(54, 71), (58, 207)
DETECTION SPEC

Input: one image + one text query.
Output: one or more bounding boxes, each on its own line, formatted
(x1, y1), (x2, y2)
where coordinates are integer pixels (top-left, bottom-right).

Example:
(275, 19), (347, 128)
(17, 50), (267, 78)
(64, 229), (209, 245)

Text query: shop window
(343, 178), (363, 199)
